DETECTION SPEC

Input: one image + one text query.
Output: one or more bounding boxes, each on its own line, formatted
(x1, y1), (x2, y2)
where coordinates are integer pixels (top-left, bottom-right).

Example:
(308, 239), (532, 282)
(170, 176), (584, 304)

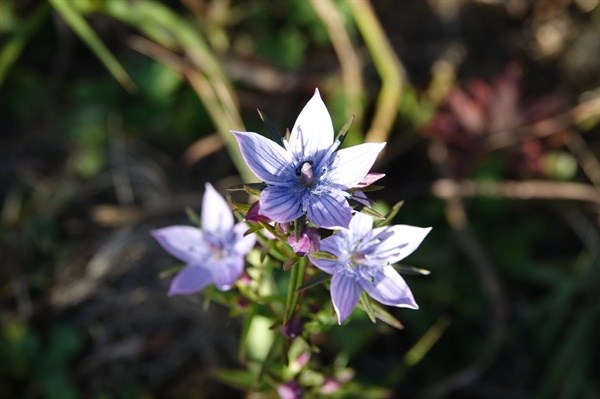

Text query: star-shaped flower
(232, 89), (386, 229)
(309, 212), (431, 324)
(151, 183), (256, 295)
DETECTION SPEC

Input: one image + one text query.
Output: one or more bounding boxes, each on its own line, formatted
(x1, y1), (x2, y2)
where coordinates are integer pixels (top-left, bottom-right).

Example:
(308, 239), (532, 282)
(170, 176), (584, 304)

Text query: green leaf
(0, 2), (50, 86)
(309, 251), (338, 260)
(375, 200), (404, 227)
(348, 184), (385, 193)
(258, 109), (286, 147)
(158, 264), (185, 279)
(359, 292), (377, 324)
(184, 206), (200, 227)
(49, 0), (136, 93)
(335, 114), (355, 146)
(297, 272), (331, 293)
(357, 299), (405, 329)
(228, 183), (267, 196)
(404, 315), (451, 365)
(392, 264), (431, 276)
(283, 256), (300, 271)
(243, 224), (264, 237)
(213, 369), (256, 391)
(350, 199), (385, 219)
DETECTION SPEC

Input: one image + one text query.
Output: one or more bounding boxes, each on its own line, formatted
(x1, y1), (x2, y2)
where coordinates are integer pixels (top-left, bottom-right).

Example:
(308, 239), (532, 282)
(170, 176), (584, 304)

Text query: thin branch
(432, 179), (600, 205)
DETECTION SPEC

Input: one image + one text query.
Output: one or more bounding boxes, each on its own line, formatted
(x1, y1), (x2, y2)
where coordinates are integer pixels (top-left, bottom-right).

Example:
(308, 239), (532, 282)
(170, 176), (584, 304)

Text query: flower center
(208, 242), (224, 259)
(296, 161), (315, 187)
(348, 250), (370, 270)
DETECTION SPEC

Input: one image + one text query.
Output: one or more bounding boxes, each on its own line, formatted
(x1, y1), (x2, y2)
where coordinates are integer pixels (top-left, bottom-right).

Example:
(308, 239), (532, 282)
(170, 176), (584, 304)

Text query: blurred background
(1, 0), (599, 398)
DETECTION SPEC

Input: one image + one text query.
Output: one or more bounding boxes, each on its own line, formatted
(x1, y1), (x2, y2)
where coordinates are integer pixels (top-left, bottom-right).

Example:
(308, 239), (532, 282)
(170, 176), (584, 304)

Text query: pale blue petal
(259, 186), (303, 223)
(202, 183), (234, 235)
(371, 225), (432, 264)
(359, 266), (418, 309)
(151, 226), (209, 263)
(306, 190), (352, 229)
(308, 234), (347, 274)
(348, 212), (374, 243)
(288, 89), (334, 159)
(232, 222), (257, 255)
(168, 264), (213, 296)
(211, 256), (244, 290)
(331, 272), (362, 324)
(232, 131), (293, 184)
(328, 142), (386, 188)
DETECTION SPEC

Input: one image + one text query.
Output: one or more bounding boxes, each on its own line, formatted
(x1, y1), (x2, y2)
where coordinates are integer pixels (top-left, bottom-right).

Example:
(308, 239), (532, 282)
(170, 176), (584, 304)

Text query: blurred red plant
(421, 64), (564, 177)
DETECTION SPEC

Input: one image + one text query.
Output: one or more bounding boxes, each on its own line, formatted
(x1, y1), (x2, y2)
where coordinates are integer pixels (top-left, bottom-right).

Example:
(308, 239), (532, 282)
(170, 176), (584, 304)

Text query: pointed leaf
(158, 264), (185, 279)
(212, 369), (256, 391)
(231, 202), (251, 214)
(257, 109), (286, 147)
(184, 206), (200, 227)
(392, 263), (431, 275)
(296, 272), (332, 293)
(358, 300), (405, 330)
(359, 292), (377, 324)
(293, 215), (306, 241)
(283, 256), (300, 272)
(309, 251), (338, 261)
(375, 200), (405, 227)
(243, 224), (264, 236)
(349, 199), (386, 219)
(348, 185), (385, 193)
(227, 183), (267, 196)
(335, 114), (355, 146)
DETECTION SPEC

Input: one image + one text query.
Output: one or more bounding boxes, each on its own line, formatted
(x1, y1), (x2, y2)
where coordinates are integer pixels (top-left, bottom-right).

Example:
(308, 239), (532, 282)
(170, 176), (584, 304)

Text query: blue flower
(232, 89), (385, 229)
(309, 212), (431, 324)
(151, 183), (256, 295)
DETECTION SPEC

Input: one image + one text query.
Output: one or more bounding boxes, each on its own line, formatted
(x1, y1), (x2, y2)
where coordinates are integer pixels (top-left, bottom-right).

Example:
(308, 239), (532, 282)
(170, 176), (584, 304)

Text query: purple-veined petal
(202, 183), (234, 235)
(259, 186), (304, 223)
(232, 222), (257, 255)
(371, 225), (432, 264)
(306, 190), (352, 229)
(231, 131), (293, 184)
(351, 191), (370, 207)
(151, 226), (209, 263)
(168, 264), (213, 296)
(211, 256), (245, 290)
(331, 272), (362, 324)
(347, 211), (373, 243)
(328, 142), (386, 188)
(359, 266), (418, 309)
(308, 233), (347, 273)
(288, 89), (334, 159)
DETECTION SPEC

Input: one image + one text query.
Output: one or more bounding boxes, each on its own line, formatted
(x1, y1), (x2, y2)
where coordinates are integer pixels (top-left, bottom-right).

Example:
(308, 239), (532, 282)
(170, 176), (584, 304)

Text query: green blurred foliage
(0, 322), (81, 399)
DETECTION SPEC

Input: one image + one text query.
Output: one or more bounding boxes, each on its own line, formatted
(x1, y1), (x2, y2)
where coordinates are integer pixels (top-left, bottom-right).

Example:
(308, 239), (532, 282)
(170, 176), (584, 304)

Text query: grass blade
(49, 0), (136, 93)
